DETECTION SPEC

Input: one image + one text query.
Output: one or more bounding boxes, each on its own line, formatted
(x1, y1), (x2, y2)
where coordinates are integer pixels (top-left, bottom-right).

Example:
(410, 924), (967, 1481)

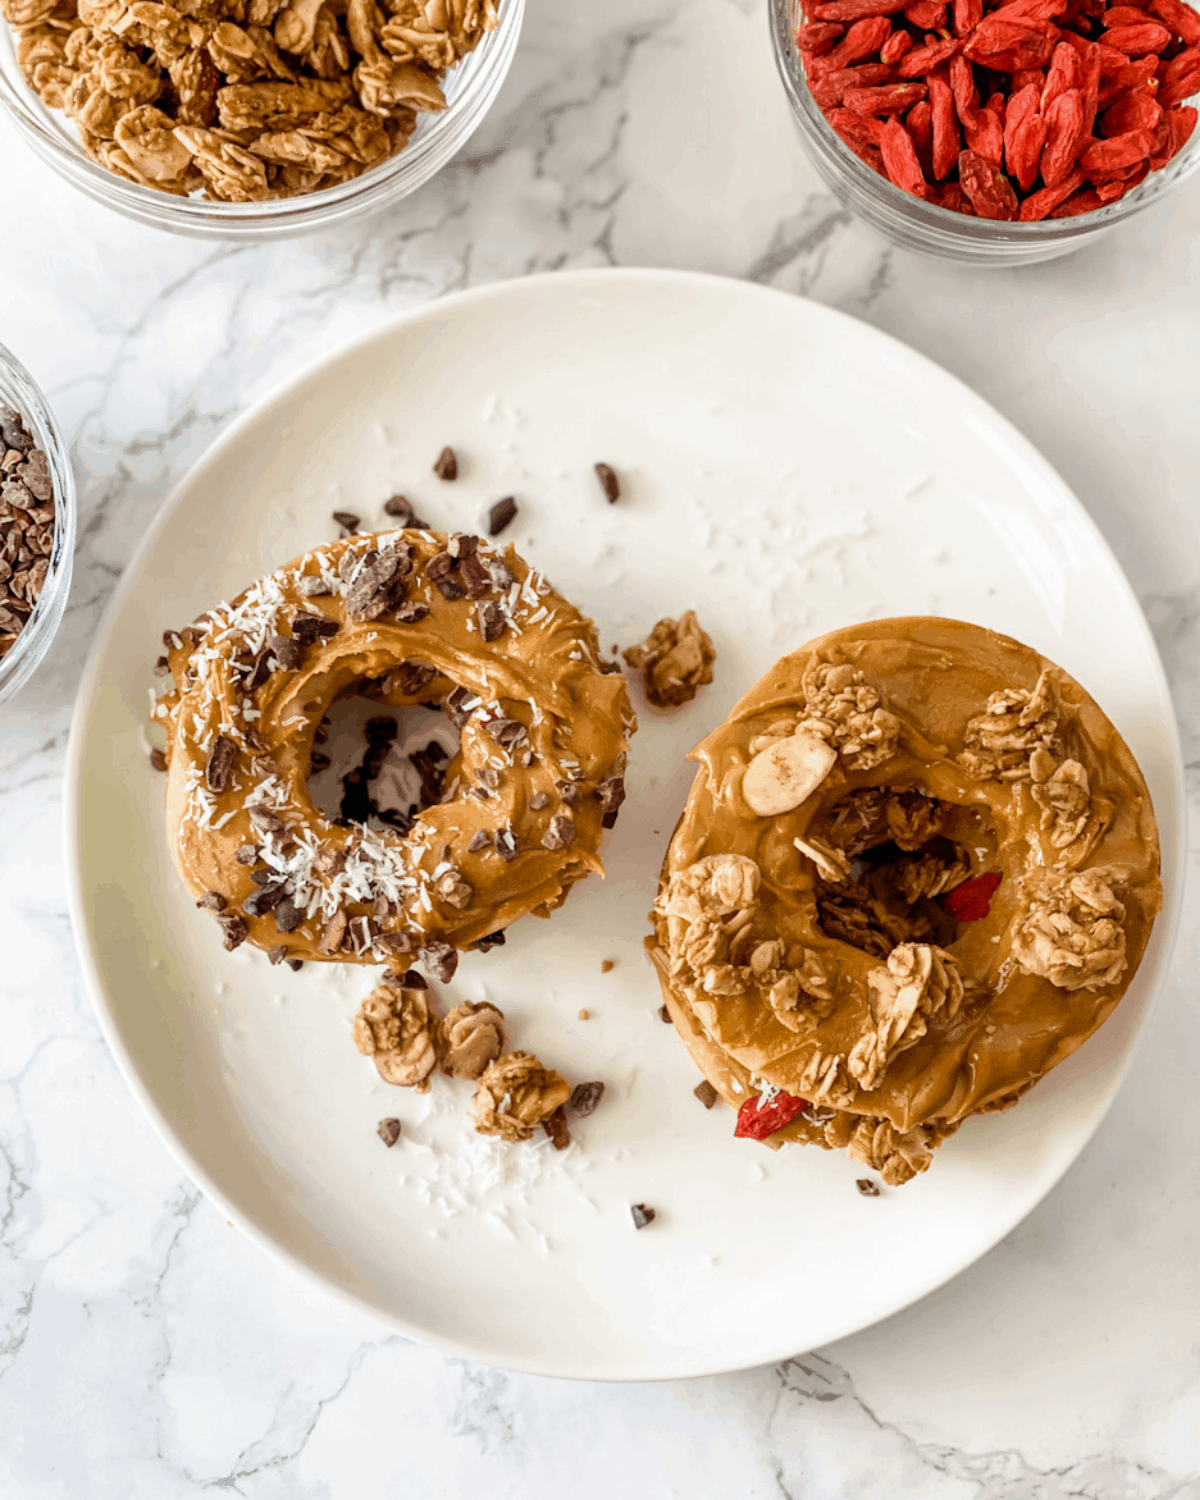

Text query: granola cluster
(0, 407), (55, 659)
(6, 0), (498, 200)
(623, 609), (715, 710)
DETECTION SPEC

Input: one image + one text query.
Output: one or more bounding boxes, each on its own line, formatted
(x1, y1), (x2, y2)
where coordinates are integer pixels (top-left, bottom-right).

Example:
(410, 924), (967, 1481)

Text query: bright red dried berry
(1040, 85), (1087, 182)
(1103, 19), (1172, 49)
(1005, 81), (1050, 184)
(880, 114), (931, 187)
(1018, 165), (1085, 214)
(1099, 88), (1164, 133)
(1147, 0), (1200, 45)
(1159, 43), (1200, 107)
(965, 101), (1006, 160)
(951, 51), (981, 124)
(1080, 124), (1158, 166)
(942, 870), (1003, 921)
(882, 28), (915, 61)
(963, 17), (1059, 70)
(1103, 5), (1160, 25)
(824, 14), (895, 66)
(989, 0), (1069, 20)
(904, 0), (948, 24)
(1041, 40), (1081, 107)
(798, 20), (847, 53)
(1048, 184), (1107, 212)
(734, 1089), (810, 1141)
(812, 0), (907, 19)
(929, 70), (963, 173)
(953, 0), (984, 32)
(844, 79), (930, 111)
(829, 105), (890, 146)
(897, 36), (963, 75)
(958, 147), (1020, 213)
(811, 62), (893, 108)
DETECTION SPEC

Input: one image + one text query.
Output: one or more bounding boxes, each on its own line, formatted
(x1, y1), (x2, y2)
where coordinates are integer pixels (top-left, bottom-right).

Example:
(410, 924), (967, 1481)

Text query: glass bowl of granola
(0, 0), (522, 240)
(771, 0), (1200, 265)
(0, 341), (75, 708)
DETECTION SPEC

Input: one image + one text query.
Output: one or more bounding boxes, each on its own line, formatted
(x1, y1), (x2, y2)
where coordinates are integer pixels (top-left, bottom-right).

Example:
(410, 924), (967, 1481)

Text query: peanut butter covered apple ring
(648, 617), (1162, 1185)
(152, 530), (636, 975)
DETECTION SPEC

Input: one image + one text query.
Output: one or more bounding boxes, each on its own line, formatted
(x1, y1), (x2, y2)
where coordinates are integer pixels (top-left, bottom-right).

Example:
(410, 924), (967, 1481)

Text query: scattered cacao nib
(391, 662), (436, 698)
(287, 958), (304, 972)
(426, 551), (455, 581)
(569, 1080), (605, 1118)
(630, 1203), (656, 1230)
(473, 929), (506, 951)
(310, 751), (332, 772)
(375, 931), (414, 956)
(377, 1117), (402, 1148)
(595, 463), (620, 503)
(437, 579), (463, 601)
(448, 533), (478, 559)
(541, 814), (575, 851)
(494, 826), (518, 862)
(234, 843), (259, 865)
(270, 635), (305, 671)
(856, 1179), (881, 1198)
(596, 776), (625, 829)
(394, 602), (430, 624)
(487, 496), (518, 536)
(220, 915), (248, 951)
(542, 1107), (571, 1151)
(458, 553), (490, 597)
(153, 655), (170, 676)
(333, 511), (360, 534)
(529, 791), (548, 811)
(467, 829), (492, 853)
(477, 601), (505, 642)
(149, 747), (167, 772)
(205, 735), (238, 793)
(489, 558), (515, 590)
(267, 944), (289, 965)
(196, 890), (227, 912)
(445, 686), (477, 727)
(475, 766), (500, 791)
(436, 869), (473, 910)
(383, 495), (427, 528)
(319, 910), (348, 954)
(339, 768), (372, 824)
(274, 898), (303, 933)
(249, 807), (285, 835)
(485, 717), (526, 749)
(433, 446), (458, 481)
(292, 612), (339, 644)
(343, 542), (413, 623)
(398, 968), (427, 989)
(694, 1080), (719, 1110)
(417, 939), (457, 983)
(250, 867), (277, 886)
(658, 1004), (672, 1024)
(245, 883), (286, 916)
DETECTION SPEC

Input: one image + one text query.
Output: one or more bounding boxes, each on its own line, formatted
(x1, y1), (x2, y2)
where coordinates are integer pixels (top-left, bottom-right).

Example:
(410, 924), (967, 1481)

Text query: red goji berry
(963, 17), (1059, 70)
(1103, 4), (1159, 23)
(1096, 55), (1160, 106)
(881, 28), (914, 61)
(989, 0), (1068, 21)
(965, 100), (1006, 160)
(941, 870), (1003, 921)
(1041, 39), (1081, 107)
(844, 79), (930, 111)
(798, 20), (847, 53)
(1012, 65), (1046, 91)
(952, 0), (983, 35)
(829, 105), (890, 146)
(950, 51), (981, 124)
(734, 1089), (810, 1141)
(1100, 88), (1164, 133)
(1154, 101), (1199, 161)
(1048, 185), (1106, 212)
(938, 180), (974, 208)
(1147, 0), (1200, 45)
(1079, 124), (1158, 167)
(958, 147), (1020, 213)
(1040, 85), (1087, 182)
(1005, 82), (1050, 184)
(897, 36), (962, 74)
(880, 114), (931, 188)
(812, 0), (906, 19)
(822, 14), (895, 66)
(1103, 20), (1172, 51)
(1159, 42), (1200, 106)
(812, 62), (893, 107)
(1018, 165), (1086, 214)
(928, 70), (963, 173)
(903, 0), (948, 25)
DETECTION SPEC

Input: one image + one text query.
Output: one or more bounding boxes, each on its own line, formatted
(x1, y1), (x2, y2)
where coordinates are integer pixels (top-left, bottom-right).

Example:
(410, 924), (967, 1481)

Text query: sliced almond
(742, 731), (836, 817)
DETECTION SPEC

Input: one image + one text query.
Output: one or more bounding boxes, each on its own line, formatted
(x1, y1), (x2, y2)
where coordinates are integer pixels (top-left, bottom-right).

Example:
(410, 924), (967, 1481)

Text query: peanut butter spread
(648, 617), (1162, 1185)
(152, 529), (635, 969)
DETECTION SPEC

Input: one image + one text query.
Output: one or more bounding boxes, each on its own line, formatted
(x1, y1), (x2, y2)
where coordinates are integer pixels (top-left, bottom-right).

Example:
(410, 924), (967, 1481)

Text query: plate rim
(63, 265), (1187, 1381)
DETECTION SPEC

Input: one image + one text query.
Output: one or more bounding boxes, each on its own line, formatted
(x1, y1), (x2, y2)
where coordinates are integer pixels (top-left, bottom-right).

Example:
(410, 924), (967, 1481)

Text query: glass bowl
(0, 341), (75, 709)
(0, 0), (523, 242)
(770, 0), (1200, 265)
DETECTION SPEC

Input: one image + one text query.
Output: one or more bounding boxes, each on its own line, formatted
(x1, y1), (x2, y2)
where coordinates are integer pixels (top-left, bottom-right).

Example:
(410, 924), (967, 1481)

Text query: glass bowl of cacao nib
(771, 0), (1200, 266)
(0, 342), (75, 708)
(0, 0), (522, 242)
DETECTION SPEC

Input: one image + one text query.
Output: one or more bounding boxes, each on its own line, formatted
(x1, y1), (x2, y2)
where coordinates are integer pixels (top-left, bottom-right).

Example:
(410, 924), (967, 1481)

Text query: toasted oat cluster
(5, 0), (498, 201)
(623, 609), (715, 710)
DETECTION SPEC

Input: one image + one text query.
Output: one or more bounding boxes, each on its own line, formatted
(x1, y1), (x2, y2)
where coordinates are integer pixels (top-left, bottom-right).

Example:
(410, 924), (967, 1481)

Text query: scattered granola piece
(577, 1008), (590, 1020)
(353, 974), (438, 1088)
(437, 1000), (506, 1080)
(472, 1050), (570, 1143)
(433, 446), (458, 481)
(600, 959), (615, 974)
(624, 610), (715, 710)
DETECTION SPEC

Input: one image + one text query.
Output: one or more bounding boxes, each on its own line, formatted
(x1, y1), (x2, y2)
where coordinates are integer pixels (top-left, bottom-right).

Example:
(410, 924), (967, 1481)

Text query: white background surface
(2, 0), (1200, 1491)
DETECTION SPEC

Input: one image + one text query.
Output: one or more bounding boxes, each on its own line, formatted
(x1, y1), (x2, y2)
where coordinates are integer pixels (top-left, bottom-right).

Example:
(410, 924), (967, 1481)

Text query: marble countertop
(3, 0), (1200, 1492)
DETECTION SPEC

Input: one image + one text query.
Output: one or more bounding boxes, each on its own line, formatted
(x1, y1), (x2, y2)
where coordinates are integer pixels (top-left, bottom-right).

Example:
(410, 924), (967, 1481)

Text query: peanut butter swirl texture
(151, 529), (635, 970)
(648, 617), (1162, 1185)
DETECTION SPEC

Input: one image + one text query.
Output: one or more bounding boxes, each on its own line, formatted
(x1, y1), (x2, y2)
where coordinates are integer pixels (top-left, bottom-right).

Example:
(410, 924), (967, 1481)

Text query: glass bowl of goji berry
(771, 0), (1200, 263)
(0, 340), (76, 708)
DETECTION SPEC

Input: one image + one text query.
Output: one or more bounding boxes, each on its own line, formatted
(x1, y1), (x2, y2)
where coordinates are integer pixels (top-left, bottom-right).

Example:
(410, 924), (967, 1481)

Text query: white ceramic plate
(66, 269), (1183, 1381)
